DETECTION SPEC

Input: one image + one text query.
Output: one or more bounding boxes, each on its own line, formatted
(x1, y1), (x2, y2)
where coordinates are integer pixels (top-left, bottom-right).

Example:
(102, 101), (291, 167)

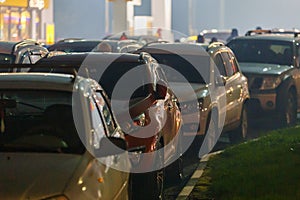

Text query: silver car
(0, 72), (130, 200)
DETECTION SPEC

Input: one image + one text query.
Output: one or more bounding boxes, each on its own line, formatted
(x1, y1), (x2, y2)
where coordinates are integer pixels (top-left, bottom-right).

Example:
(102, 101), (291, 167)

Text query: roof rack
(13, 39), (41, 52)
(270, 31), (300, 37)
(245, 29), (300, 37)
(207, 42), (225, 49)
(245, 29), (272, 36)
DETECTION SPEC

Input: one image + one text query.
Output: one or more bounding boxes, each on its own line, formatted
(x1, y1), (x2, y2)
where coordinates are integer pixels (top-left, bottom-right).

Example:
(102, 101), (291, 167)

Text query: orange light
(97, 177), (104, 183)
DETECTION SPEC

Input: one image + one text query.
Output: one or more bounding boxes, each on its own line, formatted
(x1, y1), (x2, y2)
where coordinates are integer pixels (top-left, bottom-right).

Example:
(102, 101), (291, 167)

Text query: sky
(53, 0), (300, 39)
(192, 0), (300, 35)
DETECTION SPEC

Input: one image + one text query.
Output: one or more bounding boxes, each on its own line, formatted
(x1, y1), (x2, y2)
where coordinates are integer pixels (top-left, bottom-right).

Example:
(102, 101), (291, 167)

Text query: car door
(214, 52), (236, 126)
(220, 51), (243, 125)
(90, 91), (130, 200)
(294, 42), (300, 111)
(73, 86), (129, 200)
(155, 64), (181, 163)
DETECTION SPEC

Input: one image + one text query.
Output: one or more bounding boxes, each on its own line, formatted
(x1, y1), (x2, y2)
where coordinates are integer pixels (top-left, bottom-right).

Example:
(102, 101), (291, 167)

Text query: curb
(175, 150), (223, 200)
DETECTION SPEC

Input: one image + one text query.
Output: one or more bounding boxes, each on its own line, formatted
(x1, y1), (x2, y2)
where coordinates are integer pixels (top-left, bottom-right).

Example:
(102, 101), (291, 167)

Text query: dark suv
(34, 52), (183, 200)
(135, 42), (250, 146)
(227, 30), (300, 127)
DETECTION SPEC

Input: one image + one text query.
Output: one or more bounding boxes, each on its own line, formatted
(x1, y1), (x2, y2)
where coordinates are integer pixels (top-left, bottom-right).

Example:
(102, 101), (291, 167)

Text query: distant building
(0, 0), (54, 43)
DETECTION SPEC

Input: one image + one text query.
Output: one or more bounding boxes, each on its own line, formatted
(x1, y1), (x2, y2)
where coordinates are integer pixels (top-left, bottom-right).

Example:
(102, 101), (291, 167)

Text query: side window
(228, 52), (239, 74)
(296, 43), (300, 67)
(221, 52), (234, 76)
(214, 53), (227, 76)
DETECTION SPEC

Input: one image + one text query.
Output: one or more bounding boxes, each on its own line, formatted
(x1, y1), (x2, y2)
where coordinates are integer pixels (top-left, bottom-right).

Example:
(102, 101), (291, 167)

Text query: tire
(166, 150), (183, 183)
(199, 109), (219, 157)
(148, 142), (164, 200)
(279, 90), (297, 127)
(131, 142), (164, 200)
(229, 105), (248, 144)
(166, 131), (184, 183)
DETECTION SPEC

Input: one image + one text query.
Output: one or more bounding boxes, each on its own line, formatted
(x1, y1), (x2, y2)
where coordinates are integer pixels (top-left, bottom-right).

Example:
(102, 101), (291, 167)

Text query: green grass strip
(189, 126), (300, 200)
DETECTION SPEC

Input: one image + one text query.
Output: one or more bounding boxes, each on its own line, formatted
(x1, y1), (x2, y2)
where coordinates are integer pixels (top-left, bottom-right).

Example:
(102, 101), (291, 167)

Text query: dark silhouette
(120, 32), (128, 40)
(227, 28), (239, 42)
(209, 37), (218, 44)
(196, 33), (205, 43)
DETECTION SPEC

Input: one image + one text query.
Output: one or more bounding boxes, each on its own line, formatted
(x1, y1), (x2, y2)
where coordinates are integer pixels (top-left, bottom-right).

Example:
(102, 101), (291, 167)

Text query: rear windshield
(0, 90), (85, 154)
(99, 61), (153, 100)
(228, 39), (294, 66)
(148, 54), (207, 84)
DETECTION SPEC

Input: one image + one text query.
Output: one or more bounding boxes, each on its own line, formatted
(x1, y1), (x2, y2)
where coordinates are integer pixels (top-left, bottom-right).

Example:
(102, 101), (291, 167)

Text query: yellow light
(97, 177), (104, 183)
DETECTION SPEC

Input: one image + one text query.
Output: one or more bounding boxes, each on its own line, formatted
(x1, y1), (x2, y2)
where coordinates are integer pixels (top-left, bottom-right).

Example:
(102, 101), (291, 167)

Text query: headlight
(43, 195), (68, 200)
(260, 76), (282, 90)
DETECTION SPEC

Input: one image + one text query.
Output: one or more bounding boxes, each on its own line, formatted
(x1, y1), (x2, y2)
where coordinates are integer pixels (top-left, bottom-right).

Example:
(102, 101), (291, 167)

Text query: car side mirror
(94, 137), (127, 157)
(215, 75), (226, 87)
(155, 83), (167, 100)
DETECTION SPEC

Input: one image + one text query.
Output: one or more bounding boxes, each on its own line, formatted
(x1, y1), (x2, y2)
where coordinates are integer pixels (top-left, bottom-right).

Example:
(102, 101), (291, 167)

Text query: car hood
(239, 62), (292, 75)
(0, 153), (82, 199)
(169, 82), (208, 102)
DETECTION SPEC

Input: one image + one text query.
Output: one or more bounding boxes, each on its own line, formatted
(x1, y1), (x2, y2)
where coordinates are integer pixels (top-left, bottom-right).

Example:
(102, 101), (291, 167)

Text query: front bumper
(181, 108), (209, 136)
(248, 89), (278, 116)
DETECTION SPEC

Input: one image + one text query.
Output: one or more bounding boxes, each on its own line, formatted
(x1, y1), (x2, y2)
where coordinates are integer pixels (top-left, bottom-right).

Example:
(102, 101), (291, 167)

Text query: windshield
(228, 39), (294, 66)
(149, 54), (206, 84)
(0, 90), (84, 154)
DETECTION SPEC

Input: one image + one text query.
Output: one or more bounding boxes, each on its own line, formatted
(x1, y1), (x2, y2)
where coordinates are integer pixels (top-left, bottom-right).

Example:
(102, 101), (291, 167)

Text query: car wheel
(229, 105), (248, 144)
(166, 136), (184, 183)
(131, 142), (165, 200)
(149, 142), (164, 200)
(279, 90), (297, 127)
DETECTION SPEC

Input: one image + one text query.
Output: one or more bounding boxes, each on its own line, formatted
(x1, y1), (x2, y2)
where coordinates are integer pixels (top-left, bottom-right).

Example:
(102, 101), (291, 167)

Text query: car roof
(36, 52), (142, 67)
(0, 72), (75, 91)
(138, 43), (208, 56)
(232, 34), (299, 42)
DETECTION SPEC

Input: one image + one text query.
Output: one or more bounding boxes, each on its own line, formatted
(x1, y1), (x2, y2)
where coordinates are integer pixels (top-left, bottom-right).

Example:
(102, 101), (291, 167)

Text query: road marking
(176, 150), (223, 200)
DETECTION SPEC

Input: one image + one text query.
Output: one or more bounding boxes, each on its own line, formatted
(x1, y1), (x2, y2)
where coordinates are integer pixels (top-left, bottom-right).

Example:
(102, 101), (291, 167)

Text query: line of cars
(1, 28), (300, 199)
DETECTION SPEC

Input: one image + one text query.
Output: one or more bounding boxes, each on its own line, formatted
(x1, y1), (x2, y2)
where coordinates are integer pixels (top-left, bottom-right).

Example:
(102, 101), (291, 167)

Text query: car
(47, 39), (142, 53)
(135, 42), (250, 146)
(227, 29), (300, 127)
(185, 29), (234, 44)
(201, 29), (233, 44)
(0, 70), (130, 200)
(0, 40), (48, 65)
(33, 52), (183, 200)
(104, 34), (160, 46)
